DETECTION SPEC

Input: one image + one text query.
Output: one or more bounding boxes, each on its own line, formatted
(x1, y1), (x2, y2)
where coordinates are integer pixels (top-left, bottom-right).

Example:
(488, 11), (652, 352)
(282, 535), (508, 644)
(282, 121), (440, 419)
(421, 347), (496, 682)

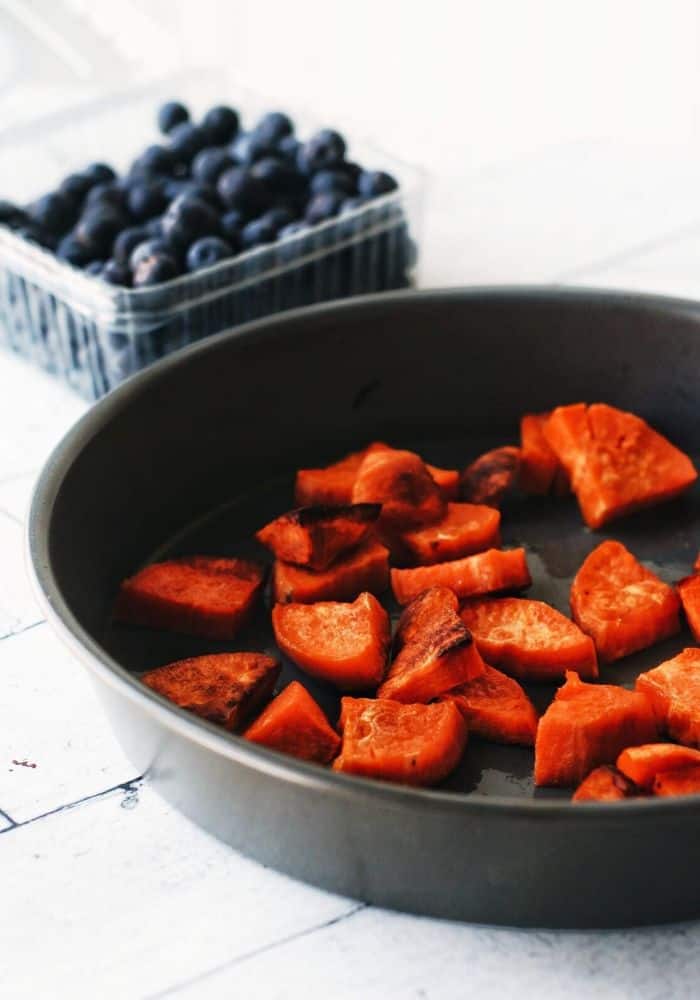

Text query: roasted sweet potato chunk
(441, 664), (538, 746)
(519, 413), (564, 495)
(243, 680), (341, 763)
(460, 597), (598, 682)
(272, 592), (390, 690)
(617, 743), (700, 790)
(636, 648), (700, 747)
(333, 697), (468, 786)
(572, 765), (640, 802)
(391, 547), (531, 606)
(428, 464), (460, 500)
(352, 447), (446, 530)
(544, 402), (697, 529)
(294, 442), (388, 507)
(141, 652), (279, 731)
(460, 446), (520, 507)
(378, 586), (486, 703)
(397, 502), (501, 566)
(272, 538), (389, 604)
(534, 671), (657, 786)
(653, 765), (700, 797)
(257, 503), (380, 571)
(570, 540), (680, 662)
(115, 556), (264, 640)
(678, 574), (700, 643)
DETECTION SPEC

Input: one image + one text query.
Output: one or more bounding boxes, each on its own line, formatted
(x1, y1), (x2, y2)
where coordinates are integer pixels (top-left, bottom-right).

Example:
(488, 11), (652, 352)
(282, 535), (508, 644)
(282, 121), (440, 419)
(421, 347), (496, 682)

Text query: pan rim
(27, 283), (700, 819)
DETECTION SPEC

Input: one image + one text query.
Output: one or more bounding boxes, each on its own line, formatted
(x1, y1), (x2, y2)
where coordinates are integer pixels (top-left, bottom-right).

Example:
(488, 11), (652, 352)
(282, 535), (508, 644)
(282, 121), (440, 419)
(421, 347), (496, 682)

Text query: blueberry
(217, 166), (271, 215)
(297, 129), (346, 173)
(30, 192), (76, 235)
(229, 131), (276, 166)
(85, 163), (116, 185)
(127, 180), (169, 221)
(186, 236), (233, 271)
(278, 220), (308, 240)
(129, 238), (175, 272)
(309, 169), (355, 197)
(101, 259), (131, 286)
(240, 217), (276, 249)
(59, 172), (94, 205)
(305, 191), (343, 225)
(131, 144), (174, 178)
(220, 210), (244, 248)
(84, 260), (105, 275)
(277, 220), (310, 261)
(251, 156), (306, 197)
(174, 181), (221, 210)
(146, 217), (164, 237)
(163, 178), (187, 202)
(340, 195), (368, 213)
(168, 122), (208, 163)
(74, 207), (127, 257)
(261, 205), (296, 233)
(132, 252), (179, 287)
(85, 182), (128, 213)
(357, 170), (398, 198)
(277, 134), (300, 161)
(158, 100), (189, 135)
(202, 105), (239, 144)
(0, 200), (28, 228)
(57, 234), (93, 267)
(161, 194), (220, 248)
(191, 147), (234, 186)
(112, 226), (150, 266)
(254, 111), (293, 145)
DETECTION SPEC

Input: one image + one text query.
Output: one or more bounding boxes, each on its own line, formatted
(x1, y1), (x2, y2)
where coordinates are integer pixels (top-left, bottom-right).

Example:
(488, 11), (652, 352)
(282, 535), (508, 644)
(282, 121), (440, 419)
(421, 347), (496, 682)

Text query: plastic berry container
(0, 69), (424, 399)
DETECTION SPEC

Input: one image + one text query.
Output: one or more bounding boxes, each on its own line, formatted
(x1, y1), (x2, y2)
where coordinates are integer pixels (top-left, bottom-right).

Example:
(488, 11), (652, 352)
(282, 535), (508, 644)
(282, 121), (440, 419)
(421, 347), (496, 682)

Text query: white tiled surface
(2, 3), (700, 998)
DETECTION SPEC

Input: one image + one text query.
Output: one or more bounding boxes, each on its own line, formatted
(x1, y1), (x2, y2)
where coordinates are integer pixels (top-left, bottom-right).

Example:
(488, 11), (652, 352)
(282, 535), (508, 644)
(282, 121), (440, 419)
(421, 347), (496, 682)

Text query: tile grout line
(0, 805), (17, 828)
(0, 774), (145, 834)
(0, 618), (46, 643)
(148, 902), (368, 999)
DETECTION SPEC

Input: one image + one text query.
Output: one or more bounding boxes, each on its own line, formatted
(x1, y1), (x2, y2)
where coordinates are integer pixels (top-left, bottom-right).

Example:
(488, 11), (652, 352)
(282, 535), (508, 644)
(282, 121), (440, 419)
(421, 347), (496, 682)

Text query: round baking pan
(28, 287), (700, 928)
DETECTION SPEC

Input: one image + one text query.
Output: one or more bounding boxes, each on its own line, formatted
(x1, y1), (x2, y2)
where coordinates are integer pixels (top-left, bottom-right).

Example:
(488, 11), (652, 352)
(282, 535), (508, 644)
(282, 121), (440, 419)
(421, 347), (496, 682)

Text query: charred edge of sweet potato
(170, 555), (265, 583)
(288, 503), (382, 526)
(460, 447), (520, 504)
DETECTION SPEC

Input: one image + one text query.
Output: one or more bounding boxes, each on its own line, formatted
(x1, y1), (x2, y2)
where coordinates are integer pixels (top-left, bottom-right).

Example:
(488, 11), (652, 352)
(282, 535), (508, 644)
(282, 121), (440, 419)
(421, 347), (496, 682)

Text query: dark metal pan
(28, 287), (700, 928)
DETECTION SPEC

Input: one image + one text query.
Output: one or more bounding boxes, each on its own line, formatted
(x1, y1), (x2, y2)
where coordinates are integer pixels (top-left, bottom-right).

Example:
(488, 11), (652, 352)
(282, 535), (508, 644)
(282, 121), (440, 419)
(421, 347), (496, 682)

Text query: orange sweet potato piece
(544, 403), (697, 529)
(115, 556), (264, 640)
(441, 664), (538, 746)
(272, 538), (389, 604)
(391, 547), (531, 606)
(378, 587), (486, 703)
(294, 442), (389, 507)
(653, 765), (700, 797)
(333, 697), (468, 786)
(428, 464), (460, 500)
(141, 652), (279, 731)
(272, 592), (390, 690)
(460, 597), (598, 682)
(397, 502), (501, 566)
(460, 446), (520, 507)
(243, 680), (340, 763)
(256, 503), (380, 571)
(572, 765), (640, 802)
(635, 648), (700, 747)
(534, 671), (657, 786)
(519, 413), (561, 495)
(352, 447), (446, 530)
(570, 540), (680, 662)
(616, 743), (700, 790)
(678, 574), (700, 643)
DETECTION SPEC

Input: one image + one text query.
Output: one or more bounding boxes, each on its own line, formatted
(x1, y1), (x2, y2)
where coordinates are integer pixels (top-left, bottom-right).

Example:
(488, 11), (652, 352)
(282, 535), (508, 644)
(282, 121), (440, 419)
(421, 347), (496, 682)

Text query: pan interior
(101, 429), (699, 802)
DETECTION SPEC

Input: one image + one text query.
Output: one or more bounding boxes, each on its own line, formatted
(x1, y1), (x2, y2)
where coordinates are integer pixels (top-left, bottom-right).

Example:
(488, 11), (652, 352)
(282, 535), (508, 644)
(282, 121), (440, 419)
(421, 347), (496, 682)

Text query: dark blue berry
(174, 181), (220, 210)
(240, 217), (276, 249)
(131, 144), (174, 178)
(340, 196), (368, 213)
(277, 134), (300, 161)
(357, 170), (398, 198)
(0, 200), (27, 228)
(85, 182), (128, 212)
(146, 217), (164, 237)
(192, 147), (234, 186)
(217, 166), (271, 216)
(161, 195), (220, 248)
(31, 192), (76, 235)
(186, 236), (233, 271)
(84, 260), (105, 275)
(57, 234), (93, 267)
(132, 252), (179, 287)
(158, 101), (189, 135)
(59, 172), (94, 205)
(168, 122), (208, 163)
(129, 238), (175, 271)
(84, 163), (116, 185)
(112, 226), (150, 266)
(202, 105), (239, 144)
(297, 129), (346, 173)
(229, 131), (276, 165)
(278, 220), (308, 239)
(101, 259), (130, 286)
(261, 205), (296, 233)
(251, 156), (306, 197)
(309, 169), (355, 197)
(305, 191), (343, 225)
(254, 111), (293, 144)
(127, 180), (169, 221)
(220, 210), (244, 247)
(75, 207), (127, 257)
